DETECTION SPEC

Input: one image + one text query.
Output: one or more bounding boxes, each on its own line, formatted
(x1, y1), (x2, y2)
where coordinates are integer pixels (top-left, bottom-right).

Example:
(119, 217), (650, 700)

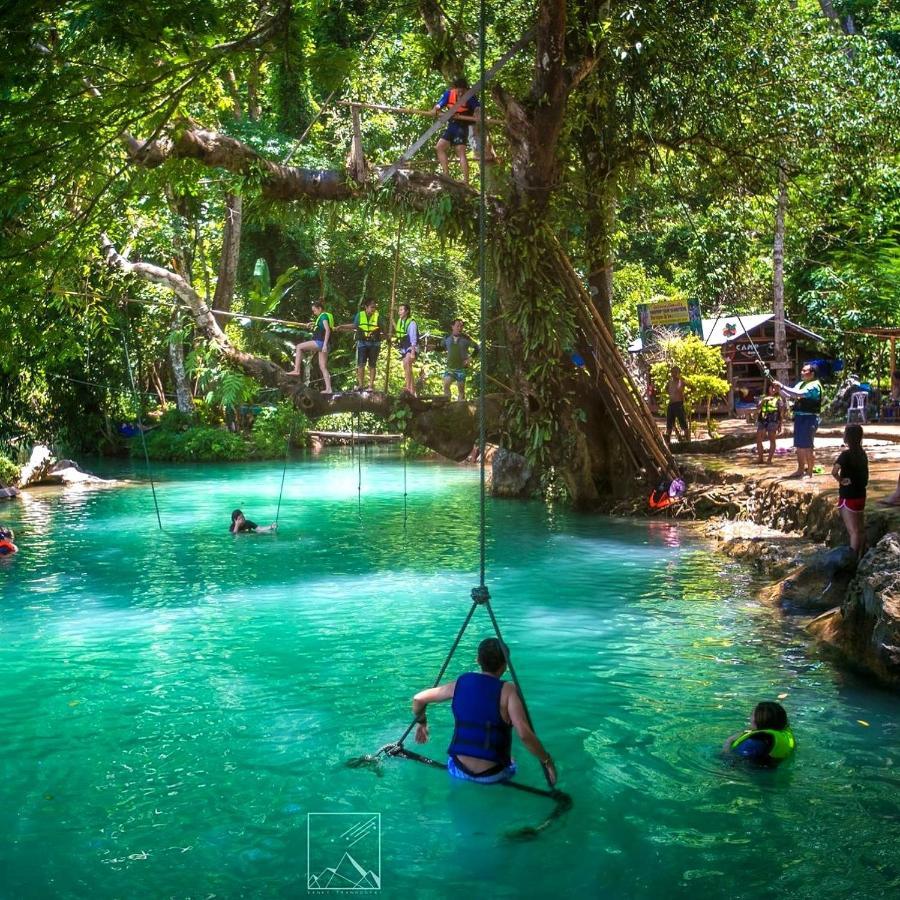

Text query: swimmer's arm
(507, 686), (556, 785)
(412, 681), (455, 718)
(723, 732), (744, 753)
(255, 523), (278, 533)
(412, 680), (455, 744)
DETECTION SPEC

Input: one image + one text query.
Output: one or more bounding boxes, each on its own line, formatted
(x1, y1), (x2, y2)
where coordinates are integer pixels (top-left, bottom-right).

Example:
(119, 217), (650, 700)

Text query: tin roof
(628, 314), (824, 352)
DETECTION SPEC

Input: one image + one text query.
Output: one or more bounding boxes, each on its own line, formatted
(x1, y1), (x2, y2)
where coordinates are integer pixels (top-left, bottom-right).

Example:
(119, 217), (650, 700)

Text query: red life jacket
(648, 490), (673, 511)
(0, 539), (18, 555)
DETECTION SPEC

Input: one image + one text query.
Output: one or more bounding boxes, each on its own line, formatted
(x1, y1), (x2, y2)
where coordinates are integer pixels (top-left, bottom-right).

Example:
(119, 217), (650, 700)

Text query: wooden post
(383, 220), (402, 393)
(891, 337), (896, 385)
(771, 162), (790, 384)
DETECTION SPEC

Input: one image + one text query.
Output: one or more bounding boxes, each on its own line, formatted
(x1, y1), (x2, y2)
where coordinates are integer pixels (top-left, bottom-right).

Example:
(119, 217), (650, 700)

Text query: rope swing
(347, 1), (572, 839)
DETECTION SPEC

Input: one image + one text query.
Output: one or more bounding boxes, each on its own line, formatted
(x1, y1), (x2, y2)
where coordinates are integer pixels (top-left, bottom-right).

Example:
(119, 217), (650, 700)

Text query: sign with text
(637, 298), (702, 348)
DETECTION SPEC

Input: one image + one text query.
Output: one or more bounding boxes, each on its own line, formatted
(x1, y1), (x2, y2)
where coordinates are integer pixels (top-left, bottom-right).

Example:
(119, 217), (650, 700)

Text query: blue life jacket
(448, 672), (512, 766)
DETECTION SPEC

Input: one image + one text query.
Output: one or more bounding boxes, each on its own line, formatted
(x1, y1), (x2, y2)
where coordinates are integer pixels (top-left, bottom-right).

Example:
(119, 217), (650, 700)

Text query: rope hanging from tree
(347, 0), (572, 839)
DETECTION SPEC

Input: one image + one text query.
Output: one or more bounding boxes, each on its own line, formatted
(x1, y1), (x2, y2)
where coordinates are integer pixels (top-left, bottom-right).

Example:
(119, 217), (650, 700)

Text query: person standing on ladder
(287, 300), (333, 394)
(393, 303), (419, 396)
(341, 298), (382, 391)
(410, 637), (557, 786)
(433, 77), (491, 185)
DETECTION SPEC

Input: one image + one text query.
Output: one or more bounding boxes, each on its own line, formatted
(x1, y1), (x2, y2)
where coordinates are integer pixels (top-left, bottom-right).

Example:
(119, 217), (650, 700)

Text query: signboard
(637, 298), (702, 348)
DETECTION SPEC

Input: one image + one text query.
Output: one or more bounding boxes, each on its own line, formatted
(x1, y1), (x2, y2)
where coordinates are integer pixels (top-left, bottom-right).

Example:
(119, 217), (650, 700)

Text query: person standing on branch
(442, 319), (479, 401)
(393, 303), (419, 396)
(341, 299), (382, 391)
(287, 301), (333, 394)
(434, 78), (482, 185)
(774, 363), (822, 479)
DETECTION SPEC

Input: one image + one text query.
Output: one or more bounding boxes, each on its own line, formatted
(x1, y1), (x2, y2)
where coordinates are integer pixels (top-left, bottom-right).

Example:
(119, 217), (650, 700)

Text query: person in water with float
(724, 701), (795, 767)
(229, 510), (277, 535)
(410, 637), (557, 786)
(0, 526), (19, 556)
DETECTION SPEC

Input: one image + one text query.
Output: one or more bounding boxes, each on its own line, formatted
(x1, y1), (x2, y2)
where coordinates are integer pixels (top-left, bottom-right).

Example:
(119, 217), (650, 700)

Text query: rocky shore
(668, 441), (900, 690)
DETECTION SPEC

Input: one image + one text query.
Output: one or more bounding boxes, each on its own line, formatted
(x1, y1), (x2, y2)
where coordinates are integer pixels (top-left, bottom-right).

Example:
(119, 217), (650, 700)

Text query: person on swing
(411, 637), (557, 786)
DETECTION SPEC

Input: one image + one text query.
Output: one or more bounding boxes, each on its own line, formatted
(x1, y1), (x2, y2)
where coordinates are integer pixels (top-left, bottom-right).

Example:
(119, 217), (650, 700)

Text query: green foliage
(250, 402), (310, 456)
(0, 455), (20, 486)
(138, 425), (249, 462)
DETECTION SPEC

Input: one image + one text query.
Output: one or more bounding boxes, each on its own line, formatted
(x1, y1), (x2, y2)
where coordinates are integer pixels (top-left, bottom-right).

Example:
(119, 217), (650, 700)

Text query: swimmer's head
(231, 509), (244, 528)
(751, 701), (788, 731)
(0, 526), (13, 541)
(477, 637), (508, 675)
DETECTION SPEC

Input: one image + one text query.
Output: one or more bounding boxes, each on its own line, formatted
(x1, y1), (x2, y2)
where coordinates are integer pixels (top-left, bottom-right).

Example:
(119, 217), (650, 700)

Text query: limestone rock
(486, 446), (537, 499)
(762, 544), (859, 613)
(19, 445), (108, 488)
(809, 533), (900, 687)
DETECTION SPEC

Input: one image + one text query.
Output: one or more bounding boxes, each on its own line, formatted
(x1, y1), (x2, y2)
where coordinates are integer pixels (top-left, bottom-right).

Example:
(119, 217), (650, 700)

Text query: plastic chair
(847, 391), (867, 423)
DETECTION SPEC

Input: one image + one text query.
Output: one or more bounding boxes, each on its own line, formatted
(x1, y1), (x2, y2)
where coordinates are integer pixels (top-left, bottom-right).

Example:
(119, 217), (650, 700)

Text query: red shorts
(837, 497), (865, 512)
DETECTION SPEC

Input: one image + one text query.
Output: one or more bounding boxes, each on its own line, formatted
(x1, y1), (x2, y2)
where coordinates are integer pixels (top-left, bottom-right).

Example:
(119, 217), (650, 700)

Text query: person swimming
(0, 526), (19, 556)
(229, 509), (277, 535)
(724, 701), (795, 767)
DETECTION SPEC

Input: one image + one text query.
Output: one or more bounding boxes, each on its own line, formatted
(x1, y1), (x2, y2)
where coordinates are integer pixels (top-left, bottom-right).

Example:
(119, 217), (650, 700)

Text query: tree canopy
(1, 0), (898, 500)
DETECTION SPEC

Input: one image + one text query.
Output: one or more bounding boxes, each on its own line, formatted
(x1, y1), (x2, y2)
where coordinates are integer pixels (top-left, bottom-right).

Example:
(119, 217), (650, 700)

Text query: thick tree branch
(126, 124), (478, 208)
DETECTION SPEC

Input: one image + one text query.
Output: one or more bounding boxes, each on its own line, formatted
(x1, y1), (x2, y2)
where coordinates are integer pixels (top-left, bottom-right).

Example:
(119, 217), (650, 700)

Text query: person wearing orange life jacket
(433, 77), (491, 186)
(0, 525), (18, 556)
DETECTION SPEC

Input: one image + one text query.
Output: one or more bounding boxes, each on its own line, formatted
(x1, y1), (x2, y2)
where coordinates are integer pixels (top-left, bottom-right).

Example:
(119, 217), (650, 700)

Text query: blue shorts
(440, 120), (469, 146)
(314, 339), (325, 351)
(398, 346), (415, 360)
(447, 756), (516, 784)
(357, 342), (381, 368)
(444, 368), (466, 383)
(793, 414), (818, 449)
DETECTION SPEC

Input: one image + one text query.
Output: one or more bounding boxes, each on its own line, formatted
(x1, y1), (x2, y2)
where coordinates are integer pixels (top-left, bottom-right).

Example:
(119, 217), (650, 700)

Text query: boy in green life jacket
(724, 701), (795, 768)
(338, 299), (382, 391)
(755, 382), (784, 464)
(442, 319), (479, 401)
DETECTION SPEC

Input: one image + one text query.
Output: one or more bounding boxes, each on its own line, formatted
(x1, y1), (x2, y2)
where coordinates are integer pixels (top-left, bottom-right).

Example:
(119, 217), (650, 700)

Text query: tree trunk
(213, 192), (241, 317)
(772, 163), (789, 383)
(168, 311), (194, 414)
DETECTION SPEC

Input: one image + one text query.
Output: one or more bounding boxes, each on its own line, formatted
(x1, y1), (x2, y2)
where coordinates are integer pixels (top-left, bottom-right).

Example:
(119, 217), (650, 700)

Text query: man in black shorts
(434, 77), (480, 185)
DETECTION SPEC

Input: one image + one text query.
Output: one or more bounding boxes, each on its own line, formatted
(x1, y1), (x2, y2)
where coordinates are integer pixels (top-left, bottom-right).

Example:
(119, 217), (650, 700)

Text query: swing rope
(120, 319), (163, 531)
(348, 0), (570, 835)
(274, 430), (291, 526)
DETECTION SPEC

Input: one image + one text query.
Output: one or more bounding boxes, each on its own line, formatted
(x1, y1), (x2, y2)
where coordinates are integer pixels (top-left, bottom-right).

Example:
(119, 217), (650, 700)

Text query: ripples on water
(2, 452), (900, 898)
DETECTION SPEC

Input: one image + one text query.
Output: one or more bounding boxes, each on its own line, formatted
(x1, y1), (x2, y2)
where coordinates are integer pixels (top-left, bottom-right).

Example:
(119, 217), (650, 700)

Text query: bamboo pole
(383, 220), (402, 392)
(338, 99), (503, 126)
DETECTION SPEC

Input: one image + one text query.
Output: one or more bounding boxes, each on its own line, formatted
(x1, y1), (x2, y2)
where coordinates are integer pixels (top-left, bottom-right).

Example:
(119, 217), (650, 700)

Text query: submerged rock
(808, 533), (900, 687)
(762, 545), (859, 613)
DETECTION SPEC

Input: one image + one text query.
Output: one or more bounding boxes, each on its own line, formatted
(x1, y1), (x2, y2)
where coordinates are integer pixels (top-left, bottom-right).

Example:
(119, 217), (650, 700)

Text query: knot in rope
(471, 585), (491, 605)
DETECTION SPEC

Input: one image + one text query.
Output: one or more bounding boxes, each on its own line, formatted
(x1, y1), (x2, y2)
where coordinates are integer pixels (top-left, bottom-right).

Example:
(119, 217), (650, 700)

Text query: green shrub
(250, 402), (310, 457)
(650, 335), (730, 438)
(136, 425), (251, 461)
(0, 455), (19, 485)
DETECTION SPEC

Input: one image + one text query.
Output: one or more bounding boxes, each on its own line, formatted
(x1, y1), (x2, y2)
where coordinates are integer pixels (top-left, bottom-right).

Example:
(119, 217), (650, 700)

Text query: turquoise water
(2, 452), (900, 899)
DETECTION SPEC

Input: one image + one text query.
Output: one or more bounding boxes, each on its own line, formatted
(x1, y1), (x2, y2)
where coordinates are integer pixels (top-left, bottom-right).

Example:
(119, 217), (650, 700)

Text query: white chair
(847, 391), (867, 423)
